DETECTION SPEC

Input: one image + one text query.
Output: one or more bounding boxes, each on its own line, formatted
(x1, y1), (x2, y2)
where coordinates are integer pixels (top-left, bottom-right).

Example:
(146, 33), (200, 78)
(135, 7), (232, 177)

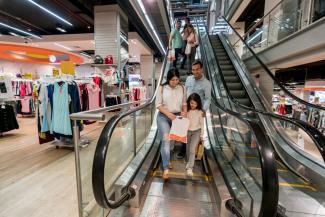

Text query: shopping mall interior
(0, 0), (325, 217)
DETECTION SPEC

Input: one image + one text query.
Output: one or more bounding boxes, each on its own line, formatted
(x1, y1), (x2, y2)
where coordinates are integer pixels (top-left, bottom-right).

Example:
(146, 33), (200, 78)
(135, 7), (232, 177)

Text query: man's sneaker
(186, 168), (193, 176)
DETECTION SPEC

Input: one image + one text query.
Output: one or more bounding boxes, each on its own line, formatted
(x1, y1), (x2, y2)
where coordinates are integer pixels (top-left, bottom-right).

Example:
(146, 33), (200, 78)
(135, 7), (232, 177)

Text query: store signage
(52, 68), (60, 77)
(23, 73), (33, 79)
(60, 61), (75, 75)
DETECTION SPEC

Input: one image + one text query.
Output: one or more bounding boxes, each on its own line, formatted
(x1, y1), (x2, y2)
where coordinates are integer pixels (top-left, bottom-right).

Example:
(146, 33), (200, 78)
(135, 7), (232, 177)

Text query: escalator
(196, 17), (325, 217)
(90, 43), (280, 216)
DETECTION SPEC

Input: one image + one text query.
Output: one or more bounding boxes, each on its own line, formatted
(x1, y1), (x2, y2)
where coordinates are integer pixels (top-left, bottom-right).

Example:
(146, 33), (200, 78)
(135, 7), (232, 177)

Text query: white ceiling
(0, 32), (152, 61)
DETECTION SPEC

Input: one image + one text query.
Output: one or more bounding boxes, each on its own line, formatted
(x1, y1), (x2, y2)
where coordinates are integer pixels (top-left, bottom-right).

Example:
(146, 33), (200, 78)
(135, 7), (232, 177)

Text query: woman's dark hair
(187, 93), (203, 111)
(163, 68), (180, 86)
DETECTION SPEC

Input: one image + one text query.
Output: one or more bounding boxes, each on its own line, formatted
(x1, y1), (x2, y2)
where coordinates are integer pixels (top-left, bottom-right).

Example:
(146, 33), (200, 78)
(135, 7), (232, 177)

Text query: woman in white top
(185, 93), (204, 176)
(185, 24), (199, 75)
(156, 68), (187, 179)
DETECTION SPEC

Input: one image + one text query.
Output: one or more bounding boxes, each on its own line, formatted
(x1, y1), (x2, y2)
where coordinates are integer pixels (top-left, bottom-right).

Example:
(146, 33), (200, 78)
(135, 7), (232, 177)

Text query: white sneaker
(186, 168), (193, 176)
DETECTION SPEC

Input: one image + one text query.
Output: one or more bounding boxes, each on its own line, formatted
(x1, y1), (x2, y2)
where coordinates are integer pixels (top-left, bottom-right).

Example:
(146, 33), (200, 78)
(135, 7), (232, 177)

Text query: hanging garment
(20, 82), (27, 97)
(0, 104), (19, 132)
(87, 83), (100, 110)
(51, 82), (72, 136)
(39, 85), (52, 132)
(21, 99), (31, 113)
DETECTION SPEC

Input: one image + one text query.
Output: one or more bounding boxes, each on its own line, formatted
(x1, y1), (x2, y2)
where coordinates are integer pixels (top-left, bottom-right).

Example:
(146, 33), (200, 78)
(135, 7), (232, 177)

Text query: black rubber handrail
(205, 18), (325, 163)
(196, 20), (279, 217)
(221, 16), (325, 111)
(92, 49), (168, 209)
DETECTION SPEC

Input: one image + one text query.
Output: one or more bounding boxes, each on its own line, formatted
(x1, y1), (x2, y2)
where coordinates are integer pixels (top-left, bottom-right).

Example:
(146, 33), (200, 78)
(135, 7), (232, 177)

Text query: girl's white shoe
(186, 168), (193, 176)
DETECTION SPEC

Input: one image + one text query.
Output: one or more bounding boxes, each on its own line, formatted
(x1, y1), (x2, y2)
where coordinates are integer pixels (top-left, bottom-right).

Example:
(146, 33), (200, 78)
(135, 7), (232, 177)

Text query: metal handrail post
(73, 120), (83, 217)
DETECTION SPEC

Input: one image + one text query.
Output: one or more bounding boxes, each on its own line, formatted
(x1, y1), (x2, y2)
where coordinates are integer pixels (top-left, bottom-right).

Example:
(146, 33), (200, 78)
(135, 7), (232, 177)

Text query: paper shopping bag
(167, 49), (176, 62)
(195, 140), (204, 160)
(169, 117), (189, 143)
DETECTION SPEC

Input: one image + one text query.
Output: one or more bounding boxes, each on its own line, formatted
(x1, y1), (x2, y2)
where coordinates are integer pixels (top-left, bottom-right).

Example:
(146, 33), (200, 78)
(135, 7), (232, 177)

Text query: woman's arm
(158, 106), (176, 120)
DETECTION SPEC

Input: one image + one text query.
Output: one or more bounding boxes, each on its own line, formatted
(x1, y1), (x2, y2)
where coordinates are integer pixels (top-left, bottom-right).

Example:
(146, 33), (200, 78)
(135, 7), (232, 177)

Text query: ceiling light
(136, 0), (166, 54)
(54, 42), (72, 51)
(9, 32), (22, 37)
(0, 22), (42, 39)
(56, 27), (67, 33)
(27, 0), (73, 26)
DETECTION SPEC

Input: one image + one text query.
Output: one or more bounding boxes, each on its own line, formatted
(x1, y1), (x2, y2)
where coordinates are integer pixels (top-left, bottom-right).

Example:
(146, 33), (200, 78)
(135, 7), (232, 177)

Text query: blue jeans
(157, 112), (180, 170)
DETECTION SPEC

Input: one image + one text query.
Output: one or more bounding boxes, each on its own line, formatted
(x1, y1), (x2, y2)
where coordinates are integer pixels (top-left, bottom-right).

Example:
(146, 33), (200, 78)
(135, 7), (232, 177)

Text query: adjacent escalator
(195, 17), (325, 217)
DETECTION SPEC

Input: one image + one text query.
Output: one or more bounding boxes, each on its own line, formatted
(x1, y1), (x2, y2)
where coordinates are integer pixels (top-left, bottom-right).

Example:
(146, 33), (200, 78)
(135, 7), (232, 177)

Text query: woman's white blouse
(156, 84), (187, 113)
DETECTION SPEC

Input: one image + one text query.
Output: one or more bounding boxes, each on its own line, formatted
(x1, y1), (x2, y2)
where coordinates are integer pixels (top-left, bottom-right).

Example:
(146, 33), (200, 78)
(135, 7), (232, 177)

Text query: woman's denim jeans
(157, 112), (179, 170)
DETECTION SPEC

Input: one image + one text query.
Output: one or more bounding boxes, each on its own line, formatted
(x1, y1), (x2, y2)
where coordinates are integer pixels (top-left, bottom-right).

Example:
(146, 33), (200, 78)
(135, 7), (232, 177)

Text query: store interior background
(0, 0), (325, 216)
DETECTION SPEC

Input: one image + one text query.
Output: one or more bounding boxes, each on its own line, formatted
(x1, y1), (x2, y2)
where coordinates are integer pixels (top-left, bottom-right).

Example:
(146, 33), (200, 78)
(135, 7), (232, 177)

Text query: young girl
(186, 93), (204, 176)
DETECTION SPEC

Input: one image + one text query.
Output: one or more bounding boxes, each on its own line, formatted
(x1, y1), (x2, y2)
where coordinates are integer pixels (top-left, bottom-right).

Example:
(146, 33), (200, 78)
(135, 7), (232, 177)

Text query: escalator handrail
(220, 16), (325, 112)
(196, 20), (279, 217)
(92, 50), (168, 209)
(205, 21), (325, 163)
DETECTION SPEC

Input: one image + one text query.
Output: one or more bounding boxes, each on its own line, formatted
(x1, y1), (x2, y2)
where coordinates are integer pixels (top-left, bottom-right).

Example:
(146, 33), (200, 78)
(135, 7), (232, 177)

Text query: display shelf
(91, 64), (117, 68)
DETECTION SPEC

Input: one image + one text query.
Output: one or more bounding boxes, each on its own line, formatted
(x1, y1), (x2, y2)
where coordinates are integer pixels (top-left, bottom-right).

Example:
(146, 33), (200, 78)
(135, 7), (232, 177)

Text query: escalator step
(224, 76), (239, 82)
(220, 65), (234, 70)
(218, 56), (229, 60)
(236, 98), (251, 106)
(227, 83), (243, 90)
(215, 48), (226, 54)
(218, 60), (232, 65)
(229, 90), (246, 97)
(222, 70), (237, 76)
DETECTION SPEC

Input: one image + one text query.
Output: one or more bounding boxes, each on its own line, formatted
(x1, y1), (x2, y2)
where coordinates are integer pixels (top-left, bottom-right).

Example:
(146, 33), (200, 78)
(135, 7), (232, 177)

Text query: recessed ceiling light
(87, 26), (91, 29)
(27, 28), (32, 32)
(27, 0), (73, 26)
(56, 27), (67, 33)
(9, 32), (22, 37)
(54, 42), (72, 51)
(0, 22), (42, 39)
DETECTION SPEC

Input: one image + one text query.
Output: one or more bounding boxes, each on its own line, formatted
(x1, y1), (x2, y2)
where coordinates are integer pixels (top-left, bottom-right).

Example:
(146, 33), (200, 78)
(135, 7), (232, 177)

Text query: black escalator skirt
(210, 35), (253, 107)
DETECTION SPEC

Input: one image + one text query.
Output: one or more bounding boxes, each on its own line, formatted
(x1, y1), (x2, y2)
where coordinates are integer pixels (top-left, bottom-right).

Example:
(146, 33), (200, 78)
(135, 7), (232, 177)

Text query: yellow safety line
(279, 182), (317, 192)
(298, 177), (309, 185)
(152, 170), (207, 179)
(249, 167), (288, 173)
(170, 160), (186, 163)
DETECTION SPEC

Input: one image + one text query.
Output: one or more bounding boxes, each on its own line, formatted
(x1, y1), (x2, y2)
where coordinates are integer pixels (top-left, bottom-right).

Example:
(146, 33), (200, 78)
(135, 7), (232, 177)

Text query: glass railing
(224, 0), (242, 20)
(70, 59), (164, 216)
(234, 0), (325, 55)
(196, 18), (279, 217)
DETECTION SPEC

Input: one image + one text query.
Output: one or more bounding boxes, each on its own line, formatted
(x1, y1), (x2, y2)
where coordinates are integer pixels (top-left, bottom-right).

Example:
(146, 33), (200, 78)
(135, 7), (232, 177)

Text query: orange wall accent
(0, 43), (83, 64)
